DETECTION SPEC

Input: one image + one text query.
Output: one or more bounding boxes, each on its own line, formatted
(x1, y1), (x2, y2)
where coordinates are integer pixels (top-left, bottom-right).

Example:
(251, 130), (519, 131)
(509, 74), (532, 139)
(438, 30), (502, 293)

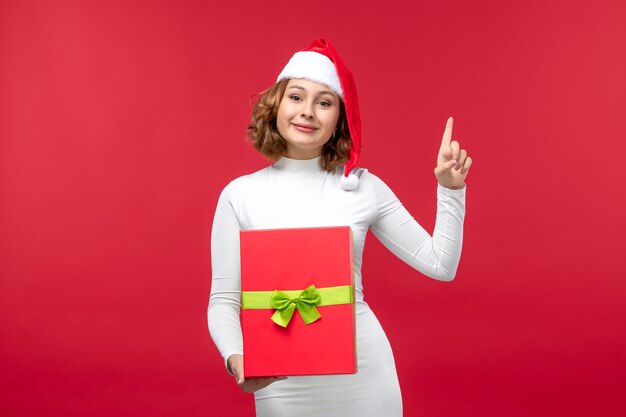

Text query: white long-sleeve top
(207, 156), (466, 365)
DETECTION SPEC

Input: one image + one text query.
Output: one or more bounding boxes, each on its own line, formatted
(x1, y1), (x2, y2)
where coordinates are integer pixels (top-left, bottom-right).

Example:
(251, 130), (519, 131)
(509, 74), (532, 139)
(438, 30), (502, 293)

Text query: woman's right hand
(227, 354), (287, 393)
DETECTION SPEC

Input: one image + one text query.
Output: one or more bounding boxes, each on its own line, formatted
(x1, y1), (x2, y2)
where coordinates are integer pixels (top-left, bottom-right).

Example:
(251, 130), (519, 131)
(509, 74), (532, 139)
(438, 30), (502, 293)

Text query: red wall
(1, 1), (625, 416)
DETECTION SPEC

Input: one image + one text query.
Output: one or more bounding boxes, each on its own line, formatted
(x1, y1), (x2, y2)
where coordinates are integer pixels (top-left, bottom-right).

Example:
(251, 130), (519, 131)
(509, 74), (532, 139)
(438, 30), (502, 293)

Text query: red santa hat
(277, 38), (362, 191)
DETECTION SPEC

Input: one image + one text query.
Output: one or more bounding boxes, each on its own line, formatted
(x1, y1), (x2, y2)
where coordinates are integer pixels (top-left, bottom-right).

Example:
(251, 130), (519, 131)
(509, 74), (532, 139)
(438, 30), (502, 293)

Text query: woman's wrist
(226, 354), (242, 376)
(439, 182), (466, 190)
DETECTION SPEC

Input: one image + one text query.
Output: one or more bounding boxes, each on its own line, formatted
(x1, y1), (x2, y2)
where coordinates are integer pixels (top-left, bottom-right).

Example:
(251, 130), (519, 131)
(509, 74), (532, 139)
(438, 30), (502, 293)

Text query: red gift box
(240, 226), (356, 377)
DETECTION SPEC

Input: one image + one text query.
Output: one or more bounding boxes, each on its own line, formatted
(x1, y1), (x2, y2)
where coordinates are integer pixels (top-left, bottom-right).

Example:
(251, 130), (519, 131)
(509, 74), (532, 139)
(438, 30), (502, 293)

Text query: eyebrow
(287, 85), (337, 98)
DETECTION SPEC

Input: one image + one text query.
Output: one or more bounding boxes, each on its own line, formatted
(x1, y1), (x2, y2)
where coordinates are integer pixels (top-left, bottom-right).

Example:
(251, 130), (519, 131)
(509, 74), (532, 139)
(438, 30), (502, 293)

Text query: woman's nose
(300, 101), (314, 118)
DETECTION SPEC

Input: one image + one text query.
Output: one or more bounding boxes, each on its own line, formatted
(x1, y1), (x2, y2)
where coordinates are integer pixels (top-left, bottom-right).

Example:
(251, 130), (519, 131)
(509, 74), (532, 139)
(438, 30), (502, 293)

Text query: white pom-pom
(340, 172), (359, 191)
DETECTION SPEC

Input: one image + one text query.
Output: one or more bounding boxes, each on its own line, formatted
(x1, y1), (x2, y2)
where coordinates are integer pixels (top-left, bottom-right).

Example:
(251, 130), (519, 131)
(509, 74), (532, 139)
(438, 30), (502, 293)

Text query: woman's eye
(289, 95), (302, 101)
(319, 101), (331, 107)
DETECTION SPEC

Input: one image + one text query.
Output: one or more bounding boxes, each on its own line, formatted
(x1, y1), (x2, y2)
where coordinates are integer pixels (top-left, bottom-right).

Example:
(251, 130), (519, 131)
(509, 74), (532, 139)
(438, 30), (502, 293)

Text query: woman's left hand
(434, 117), (472, 190)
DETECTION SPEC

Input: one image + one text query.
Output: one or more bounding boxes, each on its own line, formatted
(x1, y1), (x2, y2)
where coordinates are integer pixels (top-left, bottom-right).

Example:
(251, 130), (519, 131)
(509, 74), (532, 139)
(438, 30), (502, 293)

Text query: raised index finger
(441, 117), (453, 147)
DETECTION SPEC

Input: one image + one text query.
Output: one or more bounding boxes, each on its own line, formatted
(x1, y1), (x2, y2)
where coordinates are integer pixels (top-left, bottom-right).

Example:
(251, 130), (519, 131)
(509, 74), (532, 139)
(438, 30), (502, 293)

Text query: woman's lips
(292, 123), (318, 133)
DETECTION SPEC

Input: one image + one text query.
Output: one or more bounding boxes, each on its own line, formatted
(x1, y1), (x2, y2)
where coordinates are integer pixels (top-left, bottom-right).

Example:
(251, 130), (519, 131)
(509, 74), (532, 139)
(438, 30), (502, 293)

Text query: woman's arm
(369, 175), (466, 281)
(369, 118), (470, 280)
(207, 183), (287, 392)
(207, 185), (244, 363)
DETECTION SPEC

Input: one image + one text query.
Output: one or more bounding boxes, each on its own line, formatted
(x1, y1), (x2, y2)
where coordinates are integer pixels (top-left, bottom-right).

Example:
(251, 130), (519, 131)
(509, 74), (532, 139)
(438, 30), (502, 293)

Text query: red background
(1, 1), (625, 416)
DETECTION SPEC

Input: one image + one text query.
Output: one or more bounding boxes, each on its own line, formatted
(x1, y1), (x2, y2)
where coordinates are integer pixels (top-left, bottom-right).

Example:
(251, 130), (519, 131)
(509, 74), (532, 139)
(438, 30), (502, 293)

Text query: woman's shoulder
(347, 167), (390, 190)
(322, 164), (391, 192)
(217, 165), (272, 196)
(352, 168), (403, 205)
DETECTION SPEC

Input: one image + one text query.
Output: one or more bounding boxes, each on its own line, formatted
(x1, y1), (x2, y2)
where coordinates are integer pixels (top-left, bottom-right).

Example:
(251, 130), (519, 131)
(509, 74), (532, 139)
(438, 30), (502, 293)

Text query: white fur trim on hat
(276, 51), (344, 98)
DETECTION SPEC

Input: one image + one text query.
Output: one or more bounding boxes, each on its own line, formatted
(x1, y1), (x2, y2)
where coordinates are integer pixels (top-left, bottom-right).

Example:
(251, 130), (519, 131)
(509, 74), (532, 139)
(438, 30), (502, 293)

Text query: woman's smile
(292, 123), (319, 133)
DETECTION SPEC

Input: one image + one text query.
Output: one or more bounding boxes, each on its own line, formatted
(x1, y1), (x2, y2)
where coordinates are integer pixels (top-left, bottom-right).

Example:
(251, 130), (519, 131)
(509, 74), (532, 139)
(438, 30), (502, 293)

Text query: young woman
(208, 38), (471, 417)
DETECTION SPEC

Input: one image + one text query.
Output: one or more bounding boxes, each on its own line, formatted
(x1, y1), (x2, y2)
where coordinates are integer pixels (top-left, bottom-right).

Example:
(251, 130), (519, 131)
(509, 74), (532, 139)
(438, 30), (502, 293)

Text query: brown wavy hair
(247, 78), (352, 172)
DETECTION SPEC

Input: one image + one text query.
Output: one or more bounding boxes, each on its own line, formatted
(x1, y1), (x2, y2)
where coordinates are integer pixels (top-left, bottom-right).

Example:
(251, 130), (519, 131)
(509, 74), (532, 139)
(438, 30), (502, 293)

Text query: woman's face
(276, 78), (341, 160)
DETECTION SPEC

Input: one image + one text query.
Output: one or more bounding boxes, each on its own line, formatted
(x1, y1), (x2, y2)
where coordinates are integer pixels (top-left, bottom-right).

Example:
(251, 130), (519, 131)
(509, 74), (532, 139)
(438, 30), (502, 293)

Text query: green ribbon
(241, 284), (354, 328)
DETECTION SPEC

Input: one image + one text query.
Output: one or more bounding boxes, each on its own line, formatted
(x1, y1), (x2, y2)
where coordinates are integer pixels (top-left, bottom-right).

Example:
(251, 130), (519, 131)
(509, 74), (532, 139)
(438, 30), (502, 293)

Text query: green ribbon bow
(241, 284), (354, 328)
(270, 285), (321, 327)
